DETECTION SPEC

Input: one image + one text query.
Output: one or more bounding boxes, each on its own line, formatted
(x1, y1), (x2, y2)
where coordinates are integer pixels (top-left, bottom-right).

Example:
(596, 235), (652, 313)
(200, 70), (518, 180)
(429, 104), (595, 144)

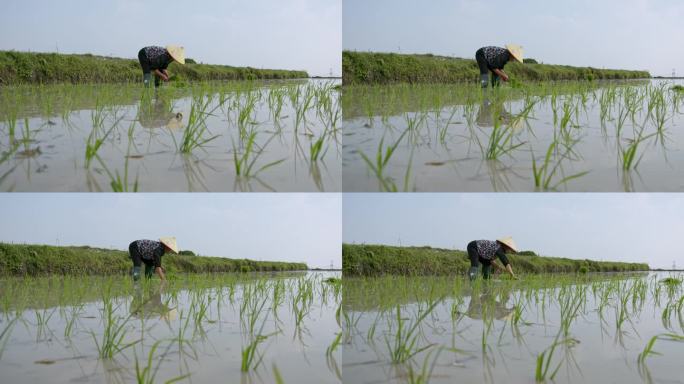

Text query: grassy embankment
(0, 243), (307, 276)
(343, 51), (651, 85)
(0, 51), (308, 85)
(343, 244), (649, 276)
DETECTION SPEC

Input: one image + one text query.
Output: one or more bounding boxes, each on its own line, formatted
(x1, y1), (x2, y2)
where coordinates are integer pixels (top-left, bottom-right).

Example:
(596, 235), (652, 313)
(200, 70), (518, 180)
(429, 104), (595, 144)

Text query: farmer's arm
(492, 68), (509, 81)
(154, 253), (166, 281)
(153, 69), (169, 81)
(155, 267), (166, 281)
(496, 250), (517, 278)
(491, 260), (506, 272)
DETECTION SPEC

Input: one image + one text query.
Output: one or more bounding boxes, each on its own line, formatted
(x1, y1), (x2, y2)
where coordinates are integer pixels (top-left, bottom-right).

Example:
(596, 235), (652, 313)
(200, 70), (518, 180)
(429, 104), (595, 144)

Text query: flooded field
(341, 272), (684, 383)
(342, 80), (684, 191)
(0, 80), (340, 192)
(0, 272), (341, 383)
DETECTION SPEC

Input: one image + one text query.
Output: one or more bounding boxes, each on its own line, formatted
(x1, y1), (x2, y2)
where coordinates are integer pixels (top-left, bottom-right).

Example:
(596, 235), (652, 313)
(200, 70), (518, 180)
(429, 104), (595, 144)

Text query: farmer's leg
(481, 260), (492, 279)
(138, 49), (152, 88)
(490, 71), (500, 88)
(475, 49), (489, 88)
(143, 260), (154, 279)
(129, 242), (142, 281)
(154, 74), (161, 88)
(467, 241), (480, 281)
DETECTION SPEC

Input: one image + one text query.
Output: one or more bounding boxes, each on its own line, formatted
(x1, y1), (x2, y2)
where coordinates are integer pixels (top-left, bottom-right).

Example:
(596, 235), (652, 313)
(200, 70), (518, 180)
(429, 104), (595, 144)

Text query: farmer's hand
(501, 74), (509, 82)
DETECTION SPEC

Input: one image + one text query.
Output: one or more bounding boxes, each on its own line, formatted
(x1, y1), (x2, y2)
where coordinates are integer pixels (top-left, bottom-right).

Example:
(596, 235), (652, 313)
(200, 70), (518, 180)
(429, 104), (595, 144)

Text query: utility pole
(673, 69), (676, 78)
(330, 260), (333, 269)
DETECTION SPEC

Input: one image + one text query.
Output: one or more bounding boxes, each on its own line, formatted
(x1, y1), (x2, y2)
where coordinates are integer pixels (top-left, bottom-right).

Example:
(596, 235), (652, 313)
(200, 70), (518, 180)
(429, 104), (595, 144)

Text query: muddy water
(0, 272), (341, 384)
(342, 80), (684, 192)
(0, 80), (341, 192)
(341, 273), (683, 384)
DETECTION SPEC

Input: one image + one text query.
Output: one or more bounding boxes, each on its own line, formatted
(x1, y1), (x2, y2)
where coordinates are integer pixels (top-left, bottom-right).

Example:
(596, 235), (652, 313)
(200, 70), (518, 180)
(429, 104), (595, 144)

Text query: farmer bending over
(137, 46), (185, 88)
(467, 237), (518, 280)
(475, 45), (523, 88)
(129, 237), (178, 281)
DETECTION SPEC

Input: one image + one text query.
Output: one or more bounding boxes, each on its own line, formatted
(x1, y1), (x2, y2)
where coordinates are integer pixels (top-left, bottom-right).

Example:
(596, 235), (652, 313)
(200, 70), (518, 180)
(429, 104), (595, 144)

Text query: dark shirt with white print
(481, 46), (511, 70)
(142, 46), (173, 70)
(474, 239), (510, 266)
(133, 239), (165, 268)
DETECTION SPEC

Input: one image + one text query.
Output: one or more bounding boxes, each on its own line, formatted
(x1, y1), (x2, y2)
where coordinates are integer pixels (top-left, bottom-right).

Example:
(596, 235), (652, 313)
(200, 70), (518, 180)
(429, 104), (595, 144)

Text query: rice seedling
(484, 112), (526, 160)
(0, 317), (17, 360)
(534, 332), (580, 382)
(404, 346), (443, 384)
(180, 94), (221, 154)
(326, 331), (342, 357)
(92, 299), (139, 359)
(241, 326), (278, 372)
(232, 132), (286, 178)
(531, 140), (589, 190)
(358, 128), (409, 192)
(133, 340), (190, 384)
(620, 125), (657, 171)
(384, 299), (440, 364)
(637, 333), (684, 363)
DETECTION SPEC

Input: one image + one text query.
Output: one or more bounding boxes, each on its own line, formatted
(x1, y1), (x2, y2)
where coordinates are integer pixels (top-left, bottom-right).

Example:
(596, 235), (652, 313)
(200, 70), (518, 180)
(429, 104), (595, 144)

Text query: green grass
(0, 242), (307, 276)
(343, 51), (651, 85)
(0, 51), (308, 85)
(342, 244), (649, 276)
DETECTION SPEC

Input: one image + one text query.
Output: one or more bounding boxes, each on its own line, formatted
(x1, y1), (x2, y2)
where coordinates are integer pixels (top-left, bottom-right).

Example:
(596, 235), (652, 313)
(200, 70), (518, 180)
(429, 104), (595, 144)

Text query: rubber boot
(132, 266), (141, 281)
(468, 266), (479, 281)
(143, 73), (152, 88)
(480, 74), (489, 89)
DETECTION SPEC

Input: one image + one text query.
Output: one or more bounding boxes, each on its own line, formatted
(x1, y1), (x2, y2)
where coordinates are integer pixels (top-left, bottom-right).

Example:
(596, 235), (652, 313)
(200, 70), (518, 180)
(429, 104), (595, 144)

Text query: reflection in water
(463, 285), (513, 321)
(130, 282), (176, 321)
(342, 273), (681, 384)
(137, 94), (184, 130)
(0, 80), (340, 192)
(344, 80), (684, 192)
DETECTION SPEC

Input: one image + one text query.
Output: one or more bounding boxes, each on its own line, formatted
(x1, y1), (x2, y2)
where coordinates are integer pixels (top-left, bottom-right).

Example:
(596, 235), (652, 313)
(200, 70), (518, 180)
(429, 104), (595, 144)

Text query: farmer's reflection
(138, 96), (183, 129)
(465, 287), (514, 321)
(130, 282), (176, 321)
(476, 98), (515, 129)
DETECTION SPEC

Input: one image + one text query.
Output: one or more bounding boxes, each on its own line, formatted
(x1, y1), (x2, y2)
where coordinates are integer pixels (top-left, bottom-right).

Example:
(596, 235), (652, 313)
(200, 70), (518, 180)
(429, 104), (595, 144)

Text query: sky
(0, 194), (341, 269)
(343, 194), (684, 269)
(0, 0), (341, 77)
(343, 0), (684, 77)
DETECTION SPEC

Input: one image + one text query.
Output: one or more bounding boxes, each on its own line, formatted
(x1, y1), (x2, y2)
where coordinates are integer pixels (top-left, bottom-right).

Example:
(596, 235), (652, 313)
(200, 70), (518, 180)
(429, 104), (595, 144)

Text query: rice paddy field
(0, 79), (340, 192)
(0, 271), (341, 383)
(342, 80), (684, 192)
(341, 272), (684, 384)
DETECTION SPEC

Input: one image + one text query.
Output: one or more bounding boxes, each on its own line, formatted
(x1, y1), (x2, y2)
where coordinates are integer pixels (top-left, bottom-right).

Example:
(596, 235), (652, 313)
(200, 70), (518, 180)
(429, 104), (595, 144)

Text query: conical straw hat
(505, 44), (524, 63)
(497, 236), (519, 253)
(166, 46), (185, 65)
(159, 237), (179, 253)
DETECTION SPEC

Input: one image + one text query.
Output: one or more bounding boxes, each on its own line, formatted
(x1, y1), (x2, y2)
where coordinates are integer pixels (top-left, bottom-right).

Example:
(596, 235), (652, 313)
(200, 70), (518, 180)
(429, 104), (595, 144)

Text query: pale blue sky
(343, 194), (684, 269)
(0, 194), (341, 269)
(0, 0), (341, 76)
(343, 0), (684, 77)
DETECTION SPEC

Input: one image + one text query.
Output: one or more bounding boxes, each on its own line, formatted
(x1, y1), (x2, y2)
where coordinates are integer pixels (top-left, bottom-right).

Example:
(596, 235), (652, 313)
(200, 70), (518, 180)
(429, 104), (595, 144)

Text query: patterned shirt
(142, 46), (173, 70)
(133, 239), (165, 267)
(481, 46), (511, 70)
(475, 240), (509, 265)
